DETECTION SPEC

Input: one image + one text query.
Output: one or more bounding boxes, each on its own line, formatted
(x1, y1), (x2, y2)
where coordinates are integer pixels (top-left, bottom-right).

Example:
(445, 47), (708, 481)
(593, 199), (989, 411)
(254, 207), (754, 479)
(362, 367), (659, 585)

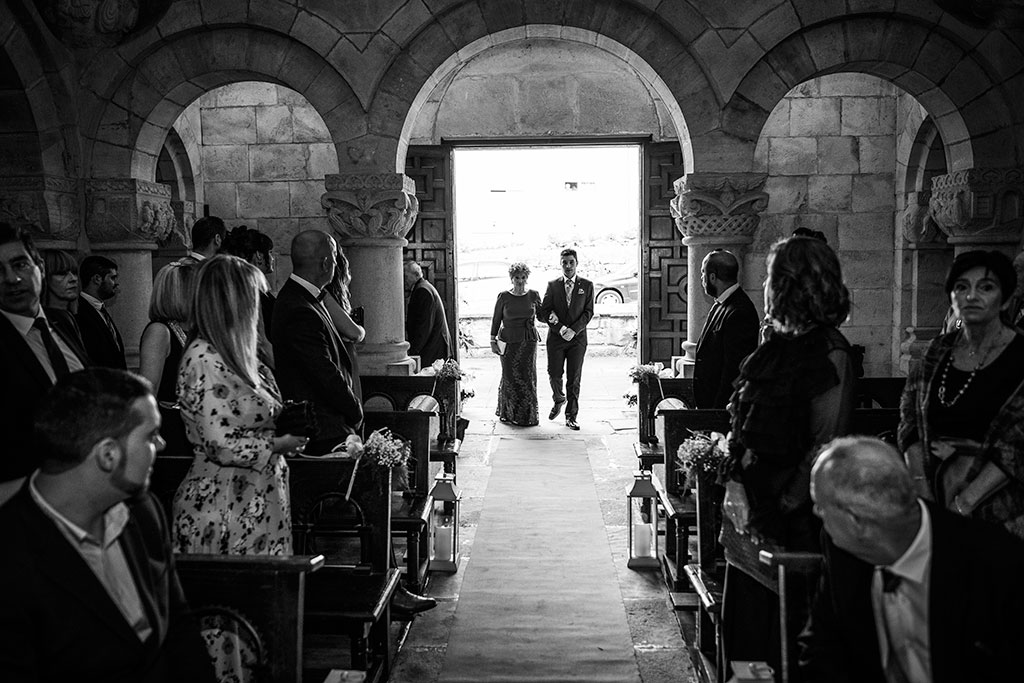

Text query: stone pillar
(928, 168), (1024, 256)
(0, 175), (81, 249)
(670, 173), (768, 349)
(322, 172), (418, 375)
(85, 179), (178, 369)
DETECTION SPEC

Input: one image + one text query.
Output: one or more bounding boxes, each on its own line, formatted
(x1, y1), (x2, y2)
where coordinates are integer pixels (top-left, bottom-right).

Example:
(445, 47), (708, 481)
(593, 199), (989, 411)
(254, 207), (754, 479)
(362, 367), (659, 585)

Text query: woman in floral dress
(490, 262), (542, 426)
(172, 255), (308, 556)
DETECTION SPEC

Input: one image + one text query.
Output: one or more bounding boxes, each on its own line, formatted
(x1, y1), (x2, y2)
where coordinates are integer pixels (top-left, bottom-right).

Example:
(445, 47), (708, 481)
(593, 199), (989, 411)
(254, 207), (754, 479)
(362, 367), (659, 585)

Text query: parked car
(594, 269), (638, 304)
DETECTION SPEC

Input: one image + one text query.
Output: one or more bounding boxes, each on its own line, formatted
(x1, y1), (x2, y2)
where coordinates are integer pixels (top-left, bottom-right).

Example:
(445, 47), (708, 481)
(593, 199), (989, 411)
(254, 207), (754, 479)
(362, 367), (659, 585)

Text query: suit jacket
(406, 277), (451, 367)
(693, 287), (759, 408)
(0, 312), (90, 481)
(798, 503), (1024, 683)
(538, 276), (595, 348)
(0, 487), (214, 683)
(75, 296), (126, 369)
(271, 279), (363, 448)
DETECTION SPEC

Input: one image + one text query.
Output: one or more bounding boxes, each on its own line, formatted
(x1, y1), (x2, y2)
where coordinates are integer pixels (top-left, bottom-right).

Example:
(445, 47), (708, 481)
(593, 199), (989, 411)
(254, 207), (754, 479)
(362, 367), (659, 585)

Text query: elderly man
(0, 222), (88, 494)
(404, 260), (452, 368)
(799, 436), (1024, 683)
(0, 368), (214, 681)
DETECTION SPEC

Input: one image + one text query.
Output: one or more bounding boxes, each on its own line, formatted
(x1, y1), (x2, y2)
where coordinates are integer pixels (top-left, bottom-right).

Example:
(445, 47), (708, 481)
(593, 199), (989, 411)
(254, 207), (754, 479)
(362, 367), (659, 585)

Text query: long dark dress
(491, 289), (542, 426)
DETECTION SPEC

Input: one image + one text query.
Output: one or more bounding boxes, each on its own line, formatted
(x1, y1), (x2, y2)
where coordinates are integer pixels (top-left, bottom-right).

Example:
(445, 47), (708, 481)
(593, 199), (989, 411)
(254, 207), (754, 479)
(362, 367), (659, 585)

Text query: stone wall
(747, 73), (902, 377)
(196, 81), (339, 290)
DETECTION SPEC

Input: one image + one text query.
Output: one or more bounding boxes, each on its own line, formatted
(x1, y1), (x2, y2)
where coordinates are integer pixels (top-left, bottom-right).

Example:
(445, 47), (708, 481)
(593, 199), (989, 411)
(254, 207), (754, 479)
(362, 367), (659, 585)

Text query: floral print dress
(172, 338), (292, 555)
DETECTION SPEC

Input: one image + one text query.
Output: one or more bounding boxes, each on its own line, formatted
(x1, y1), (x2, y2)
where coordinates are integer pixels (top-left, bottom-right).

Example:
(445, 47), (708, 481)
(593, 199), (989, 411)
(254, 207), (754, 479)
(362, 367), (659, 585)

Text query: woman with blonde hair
(323, 247), (365, 403)
(172, 255), (307, 555)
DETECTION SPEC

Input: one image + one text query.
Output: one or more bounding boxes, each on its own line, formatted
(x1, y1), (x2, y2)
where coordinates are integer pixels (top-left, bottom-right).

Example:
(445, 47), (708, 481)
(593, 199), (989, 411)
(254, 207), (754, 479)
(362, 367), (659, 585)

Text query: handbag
(933, 438), (991, 509)
(495, 338), (507, 355)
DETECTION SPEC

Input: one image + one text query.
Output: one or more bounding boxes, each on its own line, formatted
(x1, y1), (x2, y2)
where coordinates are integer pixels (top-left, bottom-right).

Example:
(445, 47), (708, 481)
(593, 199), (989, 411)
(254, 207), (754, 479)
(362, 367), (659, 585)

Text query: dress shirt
(289, 273), (324, 301)
(0, 308), (84, 382)
(715, 282), (740, 305)
(186, 251), (206, 262)
(873, 500), (932, 683)
(80, 290), (105, 312)
(29, 473), (152, 642)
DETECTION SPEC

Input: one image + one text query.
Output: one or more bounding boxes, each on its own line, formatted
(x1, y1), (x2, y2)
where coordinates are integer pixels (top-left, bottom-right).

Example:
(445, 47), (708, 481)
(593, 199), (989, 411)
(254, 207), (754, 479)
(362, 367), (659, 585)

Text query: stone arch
(155, 127), (195, 204)
(372, 6), (720, 173)
(901, 115), (947, 198)
(725, 15), (1019, 173)
(82, 27), (361, 182)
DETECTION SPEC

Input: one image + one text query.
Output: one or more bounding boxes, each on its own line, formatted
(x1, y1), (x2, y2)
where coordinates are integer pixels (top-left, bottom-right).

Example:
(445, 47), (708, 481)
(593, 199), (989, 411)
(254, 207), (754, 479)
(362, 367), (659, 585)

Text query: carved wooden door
(405, 144), (458, 361)
(641, 142), (688, 364)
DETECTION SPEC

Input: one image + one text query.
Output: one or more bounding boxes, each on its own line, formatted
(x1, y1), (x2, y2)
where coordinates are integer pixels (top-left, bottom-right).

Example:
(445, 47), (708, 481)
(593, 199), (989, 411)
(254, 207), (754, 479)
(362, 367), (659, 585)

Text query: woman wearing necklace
(899, 249), (1024, 539)
(490, 262), (542, 426)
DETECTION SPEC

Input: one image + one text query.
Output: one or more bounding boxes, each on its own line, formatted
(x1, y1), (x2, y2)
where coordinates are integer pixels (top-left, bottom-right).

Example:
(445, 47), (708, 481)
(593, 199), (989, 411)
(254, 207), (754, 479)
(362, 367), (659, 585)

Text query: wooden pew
(637, 377), (694, 444)
(757, 550), (823, 683)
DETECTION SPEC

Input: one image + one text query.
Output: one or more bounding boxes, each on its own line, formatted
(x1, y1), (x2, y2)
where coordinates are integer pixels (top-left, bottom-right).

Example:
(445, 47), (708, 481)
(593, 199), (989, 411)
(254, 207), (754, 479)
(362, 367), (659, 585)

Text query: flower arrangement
(431, 358), (467, 381)
(362, 428), (411, 469)
(676, 430), (728, 489)
(629, 362), (664, 384)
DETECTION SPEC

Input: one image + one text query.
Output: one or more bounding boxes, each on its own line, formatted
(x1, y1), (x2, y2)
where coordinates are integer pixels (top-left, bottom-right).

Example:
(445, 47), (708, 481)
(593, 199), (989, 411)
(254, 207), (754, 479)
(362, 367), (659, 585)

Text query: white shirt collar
(289, 273), (323, 300)
(884, 499), (932, 584)
(29, 471), (129, 547)
(187, 251), (206, 262)
(0, 306), (44, 337)
(80, 291), (104, 311)
(715, 283), (741, 305)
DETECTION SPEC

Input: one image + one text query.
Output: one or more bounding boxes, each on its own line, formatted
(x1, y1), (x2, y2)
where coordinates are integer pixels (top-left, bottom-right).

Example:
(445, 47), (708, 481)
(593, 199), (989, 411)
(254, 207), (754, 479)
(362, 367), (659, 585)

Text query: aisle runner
(439, 438), (640, 683)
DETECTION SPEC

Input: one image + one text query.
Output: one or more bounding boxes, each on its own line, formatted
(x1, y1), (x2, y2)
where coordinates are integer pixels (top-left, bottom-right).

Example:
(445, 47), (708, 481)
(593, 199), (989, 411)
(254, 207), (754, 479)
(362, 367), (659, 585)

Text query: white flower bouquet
(676, 430), (728, 490)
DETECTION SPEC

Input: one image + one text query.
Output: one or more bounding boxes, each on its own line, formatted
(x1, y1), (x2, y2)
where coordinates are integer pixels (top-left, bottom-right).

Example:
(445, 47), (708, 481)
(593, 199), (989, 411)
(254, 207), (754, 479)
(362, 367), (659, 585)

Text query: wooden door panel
(641, 143), (687, 364)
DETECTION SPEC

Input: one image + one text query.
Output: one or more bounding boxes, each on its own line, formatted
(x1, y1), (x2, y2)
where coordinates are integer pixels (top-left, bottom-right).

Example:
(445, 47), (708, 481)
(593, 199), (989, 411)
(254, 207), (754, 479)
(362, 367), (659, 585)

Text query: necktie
(33, 318), (70, 380)
(881, 568), (902, 593)
(565, 279), (573, 306)
(100, 306), (123, 351)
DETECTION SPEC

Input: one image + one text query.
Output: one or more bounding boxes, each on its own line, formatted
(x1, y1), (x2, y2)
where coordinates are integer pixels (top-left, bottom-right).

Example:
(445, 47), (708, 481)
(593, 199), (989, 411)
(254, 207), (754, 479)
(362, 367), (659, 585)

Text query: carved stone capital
(322, 173), (418, 242)
(901, 190), (944, 245)
(85, 179), (177, 246)
(35, 0), (171, 49)
(928, 167), (1024, 245)
(670, 173), (768, 241)
(169, 199), (196, 248)
(0, 175), (81, 243)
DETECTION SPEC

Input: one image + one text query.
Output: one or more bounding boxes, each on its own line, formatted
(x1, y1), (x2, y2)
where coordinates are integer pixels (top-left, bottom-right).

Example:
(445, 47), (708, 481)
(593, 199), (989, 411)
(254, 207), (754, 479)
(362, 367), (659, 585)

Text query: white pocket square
(577, 288), (584, 294)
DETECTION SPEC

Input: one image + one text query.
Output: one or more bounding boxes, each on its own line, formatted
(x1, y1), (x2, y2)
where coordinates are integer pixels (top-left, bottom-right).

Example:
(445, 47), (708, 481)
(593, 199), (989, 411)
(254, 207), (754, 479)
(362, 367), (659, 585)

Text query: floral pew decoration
(333, 429), (412, 500)
(676, 430), (727, 492)
(427, 358), (471, 440)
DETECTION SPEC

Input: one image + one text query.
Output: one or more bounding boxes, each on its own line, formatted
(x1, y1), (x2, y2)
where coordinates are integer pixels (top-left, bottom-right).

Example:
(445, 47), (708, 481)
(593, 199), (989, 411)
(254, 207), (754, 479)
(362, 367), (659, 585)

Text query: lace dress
(492, 290), (542, 426)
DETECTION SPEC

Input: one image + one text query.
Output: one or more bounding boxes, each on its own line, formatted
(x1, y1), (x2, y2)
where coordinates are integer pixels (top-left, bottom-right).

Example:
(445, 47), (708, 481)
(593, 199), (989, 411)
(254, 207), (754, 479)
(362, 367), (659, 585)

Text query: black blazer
(0, 487), (214, 682)
(693, 287), (759, 408)
(798, 503), (1024, 683)
(271, 279), (363, 448)
(0, 312), (90, 481)
(75, 296), (126, 369)
(406, 278), (451, 367)
(538, 276), (595, 348)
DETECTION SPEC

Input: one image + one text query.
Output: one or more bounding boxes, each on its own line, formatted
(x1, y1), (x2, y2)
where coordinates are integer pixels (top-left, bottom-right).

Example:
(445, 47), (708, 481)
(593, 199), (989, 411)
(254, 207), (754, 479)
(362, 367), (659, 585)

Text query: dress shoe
(548, 400), (566, 420)
(565, 418), (580, 431)
(392, 585), (437, 616)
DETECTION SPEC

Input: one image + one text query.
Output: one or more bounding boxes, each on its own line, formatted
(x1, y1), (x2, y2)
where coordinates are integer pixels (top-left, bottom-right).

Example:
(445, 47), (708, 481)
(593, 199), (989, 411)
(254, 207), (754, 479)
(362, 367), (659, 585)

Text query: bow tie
(315, 290), (327, 303)
(880, 568), (902, 593)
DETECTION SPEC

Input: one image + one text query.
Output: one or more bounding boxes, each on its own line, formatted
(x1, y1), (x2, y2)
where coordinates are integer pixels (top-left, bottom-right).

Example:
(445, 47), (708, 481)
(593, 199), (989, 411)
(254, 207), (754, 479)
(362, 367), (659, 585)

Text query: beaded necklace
(936, 330), (1007, 408)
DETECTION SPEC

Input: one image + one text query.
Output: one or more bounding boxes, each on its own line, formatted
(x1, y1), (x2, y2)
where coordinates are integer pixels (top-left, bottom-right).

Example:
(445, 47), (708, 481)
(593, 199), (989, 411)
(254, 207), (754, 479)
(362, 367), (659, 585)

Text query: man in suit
(0, 368), (215, 682)
(692, 249), (759, 408)
(539, 248), (594, 430)
(272, 230), (363, 455)
(404, 260), (452, 367)
(0, 222), (89, 497)
(799, 436), (1024, 683)
(76, 253), (127, 369)
(178, 215), (225, 265)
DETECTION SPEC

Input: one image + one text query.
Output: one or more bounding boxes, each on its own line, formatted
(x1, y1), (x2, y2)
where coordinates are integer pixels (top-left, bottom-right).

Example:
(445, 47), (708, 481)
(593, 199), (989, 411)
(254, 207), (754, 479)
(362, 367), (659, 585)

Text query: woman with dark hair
(490, 262), (542, 426)
(719, 236), (856, 674)
(899, 249), (1024, 538)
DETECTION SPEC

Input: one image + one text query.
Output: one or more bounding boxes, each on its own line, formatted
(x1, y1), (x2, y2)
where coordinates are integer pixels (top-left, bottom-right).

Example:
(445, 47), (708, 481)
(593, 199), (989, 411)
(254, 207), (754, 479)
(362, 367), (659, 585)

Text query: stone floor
(388, 355), (697, 683)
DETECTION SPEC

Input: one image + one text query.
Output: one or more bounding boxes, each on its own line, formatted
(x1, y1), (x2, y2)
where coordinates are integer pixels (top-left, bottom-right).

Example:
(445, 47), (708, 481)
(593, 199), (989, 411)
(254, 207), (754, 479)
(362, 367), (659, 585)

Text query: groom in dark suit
(692, 249), (759, 408)
(272, 230), (363, 455)
(0, 368), (214, 682)
(799, 436), (1024, 683)
(539, 248), (594, 430)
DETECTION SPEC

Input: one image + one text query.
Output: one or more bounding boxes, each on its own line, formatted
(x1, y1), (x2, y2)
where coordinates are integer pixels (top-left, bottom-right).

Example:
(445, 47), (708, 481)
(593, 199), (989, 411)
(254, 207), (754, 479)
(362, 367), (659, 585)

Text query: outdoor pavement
(388, 353), (697, 683)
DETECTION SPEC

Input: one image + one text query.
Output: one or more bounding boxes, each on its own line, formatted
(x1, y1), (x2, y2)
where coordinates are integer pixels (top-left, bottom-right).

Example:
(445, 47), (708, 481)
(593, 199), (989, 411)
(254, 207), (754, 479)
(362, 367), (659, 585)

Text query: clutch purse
(275, 400), (319, 438)
(495, 339), (507, 355)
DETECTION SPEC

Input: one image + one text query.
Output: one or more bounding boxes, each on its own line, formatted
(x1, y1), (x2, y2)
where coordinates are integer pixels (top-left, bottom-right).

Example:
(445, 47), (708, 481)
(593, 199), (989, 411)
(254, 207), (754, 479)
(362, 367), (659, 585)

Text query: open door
(405, 144), (458, 361)
(641, 142), (688, 364)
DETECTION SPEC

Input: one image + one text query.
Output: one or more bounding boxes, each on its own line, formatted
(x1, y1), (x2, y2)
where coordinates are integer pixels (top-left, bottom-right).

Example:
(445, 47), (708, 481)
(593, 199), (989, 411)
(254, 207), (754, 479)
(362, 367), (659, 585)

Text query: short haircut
(42, 249), (79, 276)
(0, 221), (41, 264)
(765, 236), (850, 333)
(508, 262), (530, 278)
(191, 216), (226, 252)
(560, 248), (577, 261)
(79, 254), (118, 284)
(944, 249), (1017, 304)
(149, 262), (195, 322)
(405, 260), (423, 278)
(813, 436), (917, 521)
(704, 249), (739, 282)
(35, 368), (153, 471)
(222, 225), (274, 264)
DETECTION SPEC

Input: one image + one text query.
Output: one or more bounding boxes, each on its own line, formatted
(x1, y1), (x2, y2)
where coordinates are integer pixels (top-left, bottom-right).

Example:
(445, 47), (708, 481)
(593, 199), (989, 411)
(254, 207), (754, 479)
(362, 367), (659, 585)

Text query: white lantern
(626, 470), (660, 569)
(429, 473), (461, 572)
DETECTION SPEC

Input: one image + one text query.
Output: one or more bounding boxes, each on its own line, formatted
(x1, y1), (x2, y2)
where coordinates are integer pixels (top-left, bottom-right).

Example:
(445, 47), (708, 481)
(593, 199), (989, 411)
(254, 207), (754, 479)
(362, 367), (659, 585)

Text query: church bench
(637, 377), (694, 444)
(650, 471), (697, 591)
(757, 550), (824, 683)
(176, 553), (325, 683)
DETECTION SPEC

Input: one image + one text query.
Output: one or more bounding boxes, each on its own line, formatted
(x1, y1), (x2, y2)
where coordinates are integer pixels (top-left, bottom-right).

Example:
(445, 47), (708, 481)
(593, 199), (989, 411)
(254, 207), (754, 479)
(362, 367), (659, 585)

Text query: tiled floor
(388, 356), (697, 682)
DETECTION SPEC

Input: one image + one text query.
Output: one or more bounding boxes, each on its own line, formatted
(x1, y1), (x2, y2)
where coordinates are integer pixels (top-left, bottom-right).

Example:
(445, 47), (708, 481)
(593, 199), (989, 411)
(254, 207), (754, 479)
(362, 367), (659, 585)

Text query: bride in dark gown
(490, 262), (542, 426)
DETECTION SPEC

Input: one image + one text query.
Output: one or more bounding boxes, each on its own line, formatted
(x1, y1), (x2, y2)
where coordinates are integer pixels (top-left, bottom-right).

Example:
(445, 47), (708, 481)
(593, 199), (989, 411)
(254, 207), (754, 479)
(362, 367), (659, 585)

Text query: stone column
(0, 174), (81, 249)
(928, 168), (1024, 256)
(85, 179), (178, 369)
(670, 173), (768, 358)
(322, 172), (418, 375)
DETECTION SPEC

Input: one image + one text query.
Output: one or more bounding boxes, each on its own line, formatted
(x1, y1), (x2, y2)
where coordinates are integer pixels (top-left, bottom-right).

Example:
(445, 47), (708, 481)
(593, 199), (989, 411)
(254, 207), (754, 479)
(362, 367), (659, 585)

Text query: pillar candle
(633, 524), (652, 557)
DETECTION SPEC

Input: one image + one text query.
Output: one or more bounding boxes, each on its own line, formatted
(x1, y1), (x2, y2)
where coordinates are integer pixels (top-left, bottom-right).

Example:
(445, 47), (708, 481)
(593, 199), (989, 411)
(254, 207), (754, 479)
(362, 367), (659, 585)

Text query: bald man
(271, 231), (362, 454)
(799, 436), (1024, 683)
(692, 249), (758, 408)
